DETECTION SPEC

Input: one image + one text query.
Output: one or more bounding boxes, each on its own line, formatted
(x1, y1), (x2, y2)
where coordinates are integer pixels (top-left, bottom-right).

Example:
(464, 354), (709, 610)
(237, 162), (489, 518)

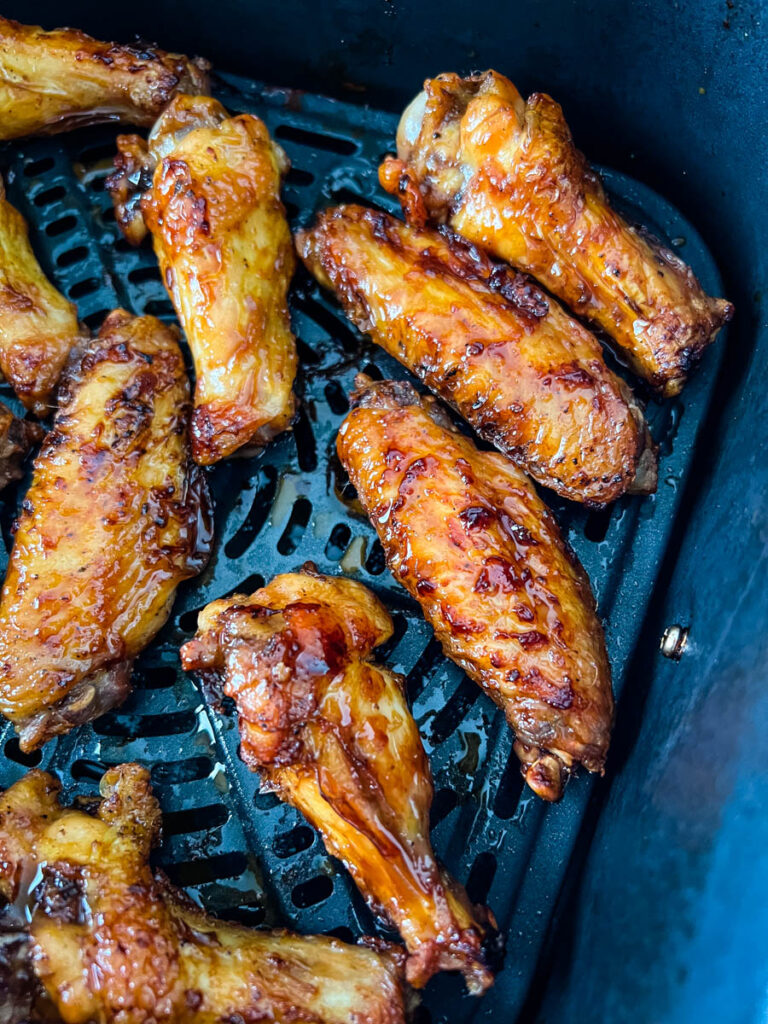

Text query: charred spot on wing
(349, 373), (420, 410)
(487, 265), (550, 320)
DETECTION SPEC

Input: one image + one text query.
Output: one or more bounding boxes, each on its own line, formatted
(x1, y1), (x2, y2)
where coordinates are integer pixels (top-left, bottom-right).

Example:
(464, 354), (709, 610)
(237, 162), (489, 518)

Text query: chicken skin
(298, 204), (656, 505)
(337, 376), (614, 801)
(0, 177), (86, 415)
(0, 401), (43, 491)
(0, 765), (409, 1024)
(0, 16), (209, 140)
(180, 567), (498, 993)
(0, 310), (212, 751)
(106, 94), (297, 464)
(380, 71), (733, 396)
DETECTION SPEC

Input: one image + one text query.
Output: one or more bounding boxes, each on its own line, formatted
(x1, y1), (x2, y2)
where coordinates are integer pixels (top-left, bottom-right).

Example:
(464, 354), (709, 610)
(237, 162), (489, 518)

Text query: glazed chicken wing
(380, 71), (733, 396)
(0, 15), (209, 140)
(298, 204), (656, 505)
(337, 376), (614, 801)
(0, 401), (43, 491)
(0, 765), (409, 1024)
(0, 176), (86, 415)
(106, 94), (298, 464)
(180, 567), (499, 993)
(0, 310), (212, 751)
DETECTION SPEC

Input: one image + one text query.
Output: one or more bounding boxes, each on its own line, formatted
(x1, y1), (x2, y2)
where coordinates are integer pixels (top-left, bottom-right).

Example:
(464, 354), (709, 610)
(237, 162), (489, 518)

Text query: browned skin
(106, 94), (298, 464)
(337, 376), (614, 801)
(181, 568), (499, 993)
(0, 766), (410, 1024)
(0, 176), (87, 415)
(107, 94), (229, 246)
(0, 310), (212, 751)
(297, 204), (657, 505)
(0, 15), (209, 140)
(0, 401), (43, 491)
(380, 71), (733, 397)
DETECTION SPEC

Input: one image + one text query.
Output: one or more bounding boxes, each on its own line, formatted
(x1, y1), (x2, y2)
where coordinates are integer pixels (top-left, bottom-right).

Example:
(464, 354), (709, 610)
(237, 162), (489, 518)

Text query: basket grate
(0, 70), (727, 1022)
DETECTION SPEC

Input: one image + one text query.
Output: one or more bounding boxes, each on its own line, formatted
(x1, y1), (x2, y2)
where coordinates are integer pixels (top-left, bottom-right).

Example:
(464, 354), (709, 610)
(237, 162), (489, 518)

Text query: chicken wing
(0, 765), (409, 1024)
(380, 71), (733, 396)
(0, 309), (212, 751)
(0, 401), (42, 491)
(106, 94), (298, 464)
(337, 376), (613, 801)
(0, 176), (86, 415)
(298, 204), (656, 505)
(0, 15), (209, 140)
(181, 567), (499, 993)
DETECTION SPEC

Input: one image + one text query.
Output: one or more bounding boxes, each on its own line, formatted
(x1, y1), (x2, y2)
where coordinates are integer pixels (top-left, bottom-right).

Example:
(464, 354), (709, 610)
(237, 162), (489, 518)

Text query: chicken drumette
(181, 567), (500, 992)
(0, 15), (209, 139)
(0, 765), (409, 1024)
(107, 94), (297, 464)
(0, 176), (86, 415)
(380, 71), (732, 396)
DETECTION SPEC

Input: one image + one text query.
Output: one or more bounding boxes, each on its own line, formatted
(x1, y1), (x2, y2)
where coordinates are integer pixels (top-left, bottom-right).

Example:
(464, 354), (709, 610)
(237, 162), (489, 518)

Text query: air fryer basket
(0, 72), (727, 1022)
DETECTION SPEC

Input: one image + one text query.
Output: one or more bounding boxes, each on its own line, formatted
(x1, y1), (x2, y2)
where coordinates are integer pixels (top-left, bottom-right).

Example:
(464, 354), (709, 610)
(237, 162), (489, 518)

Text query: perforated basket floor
(0, 72), (727, 1023)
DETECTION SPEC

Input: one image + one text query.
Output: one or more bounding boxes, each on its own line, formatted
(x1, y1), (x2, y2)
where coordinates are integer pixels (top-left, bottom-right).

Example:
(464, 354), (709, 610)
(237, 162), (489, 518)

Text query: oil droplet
(268, 474), (298, 528)
(511, 792), (536, 831)
(311, 508), (335, 539)
(72, 155), (116, 184)
(209, 762), (230, 795)
(457, 732), (481, 775)
(340, 535), (367, 573)
(193, 704), (216, 751)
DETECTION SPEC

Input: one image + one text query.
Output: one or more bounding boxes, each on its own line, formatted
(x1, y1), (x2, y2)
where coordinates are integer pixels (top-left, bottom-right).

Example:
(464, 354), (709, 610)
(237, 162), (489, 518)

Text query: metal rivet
(660, 624), (689, 660)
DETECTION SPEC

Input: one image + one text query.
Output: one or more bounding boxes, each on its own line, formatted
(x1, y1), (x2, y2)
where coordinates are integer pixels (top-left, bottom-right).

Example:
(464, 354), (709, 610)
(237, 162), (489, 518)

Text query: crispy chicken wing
(0, 177), (86, 415)
(0, 765), (409, 1024)
(298, 204), (656, 505)
(337, 376), (614, 801)
(181, 567), (499, 994)
(0, 16), (209, 140)
(0, 310), (212, 751)
(0, 401), (43, 491)
(380, 71), (733, 396)
(106, 94), (298, 464)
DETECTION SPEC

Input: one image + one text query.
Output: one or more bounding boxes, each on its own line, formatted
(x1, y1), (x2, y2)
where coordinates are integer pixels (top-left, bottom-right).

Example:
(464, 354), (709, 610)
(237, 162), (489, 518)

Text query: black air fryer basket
(1, 4), (766, 1023)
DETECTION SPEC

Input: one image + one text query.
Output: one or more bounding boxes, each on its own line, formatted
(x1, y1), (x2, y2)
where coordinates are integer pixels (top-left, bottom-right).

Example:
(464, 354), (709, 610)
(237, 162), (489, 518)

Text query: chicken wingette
(380, 71), (733, 396)
(0, 15), (209, 140)
(106, 94), (297, 464)
(298, 204), (657, 505)
(0, 176), (86, 415)
(0, 310), (212, 751)
(0, 401), (43, 491)
(181, 567), (499, 994)
(0, 765), (409, 1024)
(337, 376), (614, 801)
